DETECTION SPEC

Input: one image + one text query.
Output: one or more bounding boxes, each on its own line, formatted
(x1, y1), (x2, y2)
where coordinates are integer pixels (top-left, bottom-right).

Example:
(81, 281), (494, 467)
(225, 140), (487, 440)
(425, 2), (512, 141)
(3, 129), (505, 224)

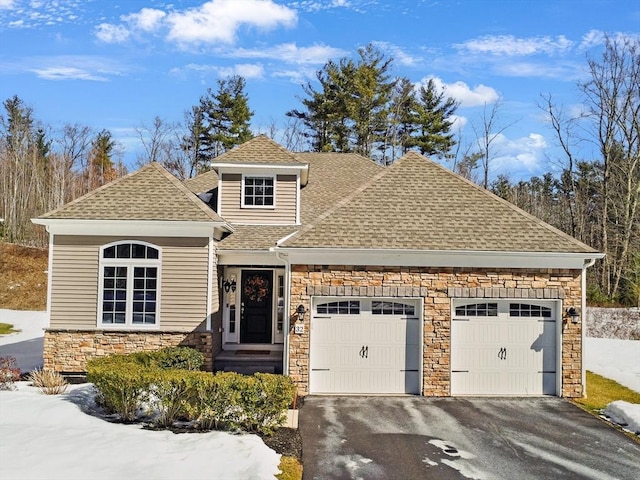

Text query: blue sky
(1, 0), (638, 181)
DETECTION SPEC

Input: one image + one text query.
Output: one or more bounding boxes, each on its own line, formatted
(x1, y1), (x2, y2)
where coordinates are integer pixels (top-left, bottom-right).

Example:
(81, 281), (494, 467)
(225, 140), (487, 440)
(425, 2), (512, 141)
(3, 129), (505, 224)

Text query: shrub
(153, 347), (204, 371)
(148, 369), (195, 427)
(28, 369), (68, 395)
(240, 373), (296, 434)
(0, 356), (20, 390)
(87, 359), (150, 422)
(188, 372), (245, 431)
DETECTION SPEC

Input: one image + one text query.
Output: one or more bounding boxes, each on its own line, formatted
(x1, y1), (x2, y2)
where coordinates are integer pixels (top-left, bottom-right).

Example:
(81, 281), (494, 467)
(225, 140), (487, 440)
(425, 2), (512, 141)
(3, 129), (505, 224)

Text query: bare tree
(580, 36), (640, 299)
(471, 98), (516, 189)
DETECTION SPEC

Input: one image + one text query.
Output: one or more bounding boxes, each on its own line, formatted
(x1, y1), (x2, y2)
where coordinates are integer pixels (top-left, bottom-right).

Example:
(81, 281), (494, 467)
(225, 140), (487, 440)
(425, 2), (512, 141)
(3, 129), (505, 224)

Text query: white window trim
(97, 241), (162, 329)
(241, 174), (276, 209)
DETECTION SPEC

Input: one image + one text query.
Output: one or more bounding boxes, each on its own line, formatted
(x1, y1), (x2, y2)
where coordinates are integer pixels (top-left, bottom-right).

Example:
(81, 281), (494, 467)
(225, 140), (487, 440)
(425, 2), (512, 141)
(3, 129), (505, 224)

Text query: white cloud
(30, 66), (108, 81)
(122, 8), (166, 32)
(455, 35), (574, 56)
(0, 0), (16, 9)
(293, 0), (352, 12)
(166, 0), (296, 46)
(372, 41), (419, 66)
(94, 1), (296, 47)
(496, 60), (584, 80)
(182, 62), (265, 79)
(419, 76), (500, 108)
(95, 23), (130, 43)
(230, 42), (345, 64)
(579, 29), (640, 50)
(491, 133), (549, 175)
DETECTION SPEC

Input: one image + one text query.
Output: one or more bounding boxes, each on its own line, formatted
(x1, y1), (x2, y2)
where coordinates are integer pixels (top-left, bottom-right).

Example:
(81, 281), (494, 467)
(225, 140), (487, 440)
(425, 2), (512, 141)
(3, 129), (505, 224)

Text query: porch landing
(215, 350), (283, 375)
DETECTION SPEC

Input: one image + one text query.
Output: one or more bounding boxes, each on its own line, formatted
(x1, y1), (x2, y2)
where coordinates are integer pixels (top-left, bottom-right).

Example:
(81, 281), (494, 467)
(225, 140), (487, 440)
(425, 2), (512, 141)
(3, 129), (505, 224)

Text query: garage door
(451, 300), (558, 395)
(309, 297), (421, 394)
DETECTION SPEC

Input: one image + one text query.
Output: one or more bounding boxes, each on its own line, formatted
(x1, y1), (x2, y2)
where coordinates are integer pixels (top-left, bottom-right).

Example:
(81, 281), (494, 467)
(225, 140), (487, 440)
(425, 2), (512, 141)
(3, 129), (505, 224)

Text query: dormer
(210, 135), (309, 226)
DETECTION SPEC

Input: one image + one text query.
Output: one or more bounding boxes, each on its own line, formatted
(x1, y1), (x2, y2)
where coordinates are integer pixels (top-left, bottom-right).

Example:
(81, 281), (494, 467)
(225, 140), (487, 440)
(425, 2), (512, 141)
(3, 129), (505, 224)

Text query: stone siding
(44, 329), (214, 373)
(289, 265), (583, 398)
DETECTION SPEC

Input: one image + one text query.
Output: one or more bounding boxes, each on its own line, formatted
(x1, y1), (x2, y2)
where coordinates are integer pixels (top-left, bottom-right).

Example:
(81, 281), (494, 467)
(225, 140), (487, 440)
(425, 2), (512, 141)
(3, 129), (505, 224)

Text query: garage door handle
(360, 346), (368, 359)
(498, 347), (507, 360)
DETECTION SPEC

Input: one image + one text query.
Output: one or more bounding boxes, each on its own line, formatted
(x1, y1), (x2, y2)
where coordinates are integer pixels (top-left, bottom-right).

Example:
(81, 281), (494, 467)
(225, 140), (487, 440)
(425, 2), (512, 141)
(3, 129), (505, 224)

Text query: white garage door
(309, 297), (421, 394)
(451, 300), (558, 396)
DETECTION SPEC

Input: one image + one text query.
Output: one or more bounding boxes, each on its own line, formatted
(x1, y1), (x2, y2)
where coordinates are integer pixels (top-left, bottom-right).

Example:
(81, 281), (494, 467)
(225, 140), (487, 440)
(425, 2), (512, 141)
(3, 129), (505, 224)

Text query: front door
(240, 270), (273, 344)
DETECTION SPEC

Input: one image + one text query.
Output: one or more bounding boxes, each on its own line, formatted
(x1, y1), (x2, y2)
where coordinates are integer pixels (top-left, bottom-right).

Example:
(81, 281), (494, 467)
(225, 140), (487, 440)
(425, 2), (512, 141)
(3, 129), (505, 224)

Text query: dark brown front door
(240, 270), (273, 344)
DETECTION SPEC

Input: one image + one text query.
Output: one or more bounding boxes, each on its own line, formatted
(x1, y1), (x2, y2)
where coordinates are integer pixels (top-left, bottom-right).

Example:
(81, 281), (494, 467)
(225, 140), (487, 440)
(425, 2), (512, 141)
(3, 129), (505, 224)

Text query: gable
(36, 162), (225, 223)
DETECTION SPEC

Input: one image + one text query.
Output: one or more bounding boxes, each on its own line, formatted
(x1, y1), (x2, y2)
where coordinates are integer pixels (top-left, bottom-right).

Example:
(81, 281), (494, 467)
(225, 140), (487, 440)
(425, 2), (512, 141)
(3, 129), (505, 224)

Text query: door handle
(359, 346), (369, 359)
(498, 347), (507, 360)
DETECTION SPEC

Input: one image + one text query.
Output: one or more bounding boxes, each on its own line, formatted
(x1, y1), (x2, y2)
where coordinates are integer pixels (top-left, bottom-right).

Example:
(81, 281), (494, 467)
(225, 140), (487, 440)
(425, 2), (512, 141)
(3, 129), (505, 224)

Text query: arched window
(99, 241), (161, 327)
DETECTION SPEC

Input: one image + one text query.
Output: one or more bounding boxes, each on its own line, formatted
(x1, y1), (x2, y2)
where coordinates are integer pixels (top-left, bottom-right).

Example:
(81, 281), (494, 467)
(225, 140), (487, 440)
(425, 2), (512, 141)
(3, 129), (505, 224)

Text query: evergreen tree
(410, 79), (459, 158)
(197, 75), (253, 163)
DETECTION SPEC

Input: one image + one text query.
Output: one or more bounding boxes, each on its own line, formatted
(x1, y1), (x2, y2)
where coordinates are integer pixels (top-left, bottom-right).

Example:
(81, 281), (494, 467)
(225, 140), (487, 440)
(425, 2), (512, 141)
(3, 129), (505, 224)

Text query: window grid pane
(372, 301), (415, 316)
(102, 243), (160, 326)
(102, 266), (127, 324)
(317, 301), (360, 315)
(244, 177), (274, 206)
(455, 303), (498, 317)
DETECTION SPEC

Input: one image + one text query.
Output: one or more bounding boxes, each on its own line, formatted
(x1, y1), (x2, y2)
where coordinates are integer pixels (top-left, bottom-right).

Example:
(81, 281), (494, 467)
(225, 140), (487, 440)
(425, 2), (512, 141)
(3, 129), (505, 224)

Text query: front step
(215, 350), (283, 375)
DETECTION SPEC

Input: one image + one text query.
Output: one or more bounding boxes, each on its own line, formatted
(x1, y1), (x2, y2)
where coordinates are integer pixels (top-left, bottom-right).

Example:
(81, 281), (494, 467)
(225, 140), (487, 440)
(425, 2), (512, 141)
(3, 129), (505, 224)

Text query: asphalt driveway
(299, 396), (640, 480)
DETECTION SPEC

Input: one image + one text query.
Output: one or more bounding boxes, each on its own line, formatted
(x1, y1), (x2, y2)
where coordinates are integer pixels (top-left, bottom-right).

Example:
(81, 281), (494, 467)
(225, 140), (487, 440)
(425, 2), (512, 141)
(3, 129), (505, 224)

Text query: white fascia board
(272, 247), (605, 269)
(218, 249), (286, 266)
(31, 218), (232, 238)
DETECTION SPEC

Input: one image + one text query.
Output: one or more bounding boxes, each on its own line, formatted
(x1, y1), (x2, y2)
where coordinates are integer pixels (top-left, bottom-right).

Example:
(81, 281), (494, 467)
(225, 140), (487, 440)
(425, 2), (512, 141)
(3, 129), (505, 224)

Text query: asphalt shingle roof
(218, 225), (298, 250)
(282, 151), (597, 253)
(211, 134), (306, 166)
(38, 162), (225, 223)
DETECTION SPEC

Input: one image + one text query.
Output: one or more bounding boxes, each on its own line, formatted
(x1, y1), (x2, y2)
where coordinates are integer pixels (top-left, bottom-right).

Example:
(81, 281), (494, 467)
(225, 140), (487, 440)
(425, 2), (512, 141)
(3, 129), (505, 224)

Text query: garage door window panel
(455, 302), (498, 317)
(372, 301), (415, 316)
(509, 303), (552, 318)
(316, 300), (360, 315)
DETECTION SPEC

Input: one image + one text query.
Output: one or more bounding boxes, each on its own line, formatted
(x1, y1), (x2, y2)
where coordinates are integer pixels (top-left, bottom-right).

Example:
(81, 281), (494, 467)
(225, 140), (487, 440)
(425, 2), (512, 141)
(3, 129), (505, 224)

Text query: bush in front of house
(28, 369), (69, 395)
(0, 356), (21, 390)
(87, 349), (295, 435)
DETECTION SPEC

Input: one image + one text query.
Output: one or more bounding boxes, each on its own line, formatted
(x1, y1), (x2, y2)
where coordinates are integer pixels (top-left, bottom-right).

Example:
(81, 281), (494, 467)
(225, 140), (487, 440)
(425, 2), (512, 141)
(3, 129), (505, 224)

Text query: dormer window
(242, 175), (275, 208)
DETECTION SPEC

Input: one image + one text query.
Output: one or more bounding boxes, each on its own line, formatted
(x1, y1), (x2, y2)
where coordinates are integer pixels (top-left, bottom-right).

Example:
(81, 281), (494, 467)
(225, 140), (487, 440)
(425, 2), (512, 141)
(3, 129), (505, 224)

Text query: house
(33, 135), (603, 397)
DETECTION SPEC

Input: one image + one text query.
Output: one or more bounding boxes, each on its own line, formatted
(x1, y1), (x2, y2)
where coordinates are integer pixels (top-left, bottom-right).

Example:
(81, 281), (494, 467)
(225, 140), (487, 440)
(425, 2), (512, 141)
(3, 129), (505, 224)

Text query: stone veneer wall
(44, 330), (214, 373)
(289, 265), (583, 397)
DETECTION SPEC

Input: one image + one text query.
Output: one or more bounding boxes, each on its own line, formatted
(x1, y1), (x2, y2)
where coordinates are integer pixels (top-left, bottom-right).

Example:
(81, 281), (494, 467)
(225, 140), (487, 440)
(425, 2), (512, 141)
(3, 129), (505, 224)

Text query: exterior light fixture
(222, 279), (237, 293)
(296, 304), (306, 322)
(567, 307), (579, 324)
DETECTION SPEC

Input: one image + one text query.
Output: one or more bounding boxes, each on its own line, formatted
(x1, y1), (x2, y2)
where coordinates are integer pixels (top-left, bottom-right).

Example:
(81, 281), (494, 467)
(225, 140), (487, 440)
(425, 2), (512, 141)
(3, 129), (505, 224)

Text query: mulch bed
(259, 427), (303, 461)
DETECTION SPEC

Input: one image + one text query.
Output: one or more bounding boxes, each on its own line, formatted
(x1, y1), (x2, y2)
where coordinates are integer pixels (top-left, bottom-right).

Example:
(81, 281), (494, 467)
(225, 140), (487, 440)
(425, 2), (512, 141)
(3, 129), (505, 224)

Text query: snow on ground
(0, 309), (638, 480)
(0, 383), (281, 480)
(585, 337), (640, 393)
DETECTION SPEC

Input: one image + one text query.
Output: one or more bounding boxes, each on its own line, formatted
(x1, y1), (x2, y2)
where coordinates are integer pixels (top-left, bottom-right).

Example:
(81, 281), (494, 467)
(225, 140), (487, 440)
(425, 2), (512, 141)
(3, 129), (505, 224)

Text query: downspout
(206, 234), (215, 331)
(275, 249), (291, 376)
(582, 257), (597, 397)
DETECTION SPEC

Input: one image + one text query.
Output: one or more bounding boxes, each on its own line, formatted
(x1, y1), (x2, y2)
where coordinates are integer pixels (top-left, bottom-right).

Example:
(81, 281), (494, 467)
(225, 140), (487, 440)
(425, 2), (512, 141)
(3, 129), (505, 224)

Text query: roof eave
(270, 247), (605, 269)
(32, 218), (234, 238)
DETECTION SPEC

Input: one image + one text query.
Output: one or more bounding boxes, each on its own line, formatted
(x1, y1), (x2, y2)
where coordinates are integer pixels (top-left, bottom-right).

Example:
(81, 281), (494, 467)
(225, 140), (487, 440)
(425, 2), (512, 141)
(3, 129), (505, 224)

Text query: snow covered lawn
(0, 383), (281, 480)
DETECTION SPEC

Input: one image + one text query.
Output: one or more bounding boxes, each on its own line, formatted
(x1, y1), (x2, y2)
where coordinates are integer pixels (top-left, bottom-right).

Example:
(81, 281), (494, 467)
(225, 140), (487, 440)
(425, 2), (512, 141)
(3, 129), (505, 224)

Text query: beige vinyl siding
(220, 173), (297, 224)
(50, 240), (99, 329)
(50, 235), (211, 332)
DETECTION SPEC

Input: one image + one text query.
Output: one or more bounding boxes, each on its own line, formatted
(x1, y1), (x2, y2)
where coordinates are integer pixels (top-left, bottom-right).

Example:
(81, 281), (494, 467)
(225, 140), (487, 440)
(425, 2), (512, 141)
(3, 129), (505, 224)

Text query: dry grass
(0, 242), (48, 310)
(575, 371), (640, 413)
(276, 456), (303, 480)
(28, 368), (69, 395)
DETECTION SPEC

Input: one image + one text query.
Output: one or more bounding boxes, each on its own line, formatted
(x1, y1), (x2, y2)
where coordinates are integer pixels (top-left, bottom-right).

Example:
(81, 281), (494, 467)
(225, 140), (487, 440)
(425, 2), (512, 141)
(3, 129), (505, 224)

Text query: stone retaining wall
(44, 329), (214, 372)
(289, 265), (583, 398)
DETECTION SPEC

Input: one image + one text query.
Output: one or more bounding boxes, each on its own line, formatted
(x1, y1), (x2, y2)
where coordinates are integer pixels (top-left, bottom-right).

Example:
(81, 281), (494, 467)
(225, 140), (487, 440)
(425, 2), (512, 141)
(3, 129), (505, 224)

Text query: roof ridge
(406, 152), (597, 252)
